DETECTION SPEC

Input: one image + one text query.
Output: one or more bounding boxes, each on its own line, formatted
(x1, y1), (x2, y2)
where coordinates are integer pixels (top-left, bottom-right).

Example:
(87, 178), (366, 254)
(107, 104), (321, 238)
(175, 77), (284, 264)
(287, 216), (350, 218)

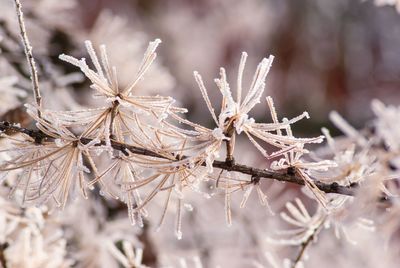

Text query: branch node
(225, 157), (235, 170)
(251, 175), (260, 184)
(287, 166), (296, 176)
(330, 182), (339, 191)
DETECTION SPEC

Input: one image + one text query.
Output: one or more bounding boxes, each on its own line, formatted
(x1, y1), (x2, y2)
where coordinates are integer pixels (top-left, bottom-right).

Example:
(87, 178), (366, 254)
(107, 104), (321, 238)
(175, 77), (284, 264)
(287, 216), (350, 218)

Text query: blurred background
(74, 0), (400, 135)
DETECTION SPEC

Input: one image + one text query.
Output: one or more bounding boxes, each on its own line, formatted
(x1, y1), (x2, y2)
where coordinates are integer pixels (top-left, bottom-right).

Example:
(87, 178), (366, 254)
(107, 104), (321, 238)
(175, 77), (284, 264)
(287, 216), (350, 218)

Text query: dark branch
(0, 121), (356, 196)
(0, 242), (8, 268)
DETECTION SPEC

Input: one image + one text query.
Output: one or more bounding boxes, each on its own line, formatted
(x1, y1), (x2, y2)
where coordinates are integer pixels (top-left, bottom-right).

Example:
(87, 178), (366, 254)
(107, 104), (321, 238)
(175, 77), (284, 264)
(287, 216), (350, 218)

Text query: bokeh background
(75, 0), (400, 135)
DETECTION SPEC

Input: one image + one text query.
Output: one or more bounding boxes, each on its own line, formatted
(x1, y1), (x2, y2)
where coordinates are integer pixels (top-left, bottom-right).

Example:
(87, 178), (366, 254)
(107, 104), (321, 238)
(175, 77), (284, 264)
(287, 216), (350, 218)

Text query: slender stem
(0, 121), (356, 196)
(291, 220), (325, 268)
(13, 0), (42, 113)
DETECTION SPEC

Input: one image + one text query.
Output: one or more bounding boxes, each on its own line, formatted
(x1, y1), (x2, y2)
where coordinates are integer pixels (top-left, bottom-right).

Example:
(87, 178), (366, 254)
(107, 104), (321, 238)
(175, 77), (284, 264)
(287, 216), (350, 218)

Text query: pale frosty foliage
(159, 255), (203, 268)
(269, 197), (374, 246)
(374, 0), (400, 12)
(1, 1), (400, 267)
(259, 225), (399, 268)
(19, 0), (77, 30)
(0, 76), (26, 115)
(330, 102), (400, 196)
(0, 104), (107, 209)
(0, 0), (77, 54)
(370, 99), (400, 151)
(0, 186), (71, 267)
(0, 189), (149, 268)
(0, 42), (398, 267)
(0, 0), (85, 112)
(85, 10), (175, 95)
(59, 198), (146, 268)
(179, 52), (322, 175)
(303, 226), (400, 268)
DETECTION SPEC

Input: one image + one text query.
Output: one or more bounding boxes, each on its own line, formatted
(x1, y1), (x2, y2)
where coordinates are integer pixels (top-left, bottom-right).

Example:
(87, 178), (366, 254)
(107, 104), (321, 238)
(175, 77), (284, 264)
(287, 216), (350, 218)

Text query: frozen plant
(0, 0), (400, 267)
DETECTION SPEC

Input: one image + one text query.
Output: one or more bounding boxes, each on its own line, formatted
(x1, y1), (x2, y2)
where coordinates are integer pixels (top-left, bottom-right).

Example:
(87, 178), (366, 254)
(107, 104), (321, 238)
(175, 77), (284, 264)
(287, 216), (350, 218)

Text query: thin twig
(291, 220), (325, 268)
(13, 0), (42, 113)
(0, 121), (357, 196)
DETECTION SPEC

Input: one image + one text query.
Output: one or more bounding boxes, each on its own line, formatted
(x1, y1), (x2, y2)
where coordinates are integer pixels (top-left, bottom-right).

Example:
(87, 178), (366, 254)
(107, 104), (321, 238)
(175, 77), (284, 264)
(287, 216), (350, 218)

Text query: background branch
(0, 242), (7, 268)
(13, 0), (42, 112)
(291, 220), (325, 268)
